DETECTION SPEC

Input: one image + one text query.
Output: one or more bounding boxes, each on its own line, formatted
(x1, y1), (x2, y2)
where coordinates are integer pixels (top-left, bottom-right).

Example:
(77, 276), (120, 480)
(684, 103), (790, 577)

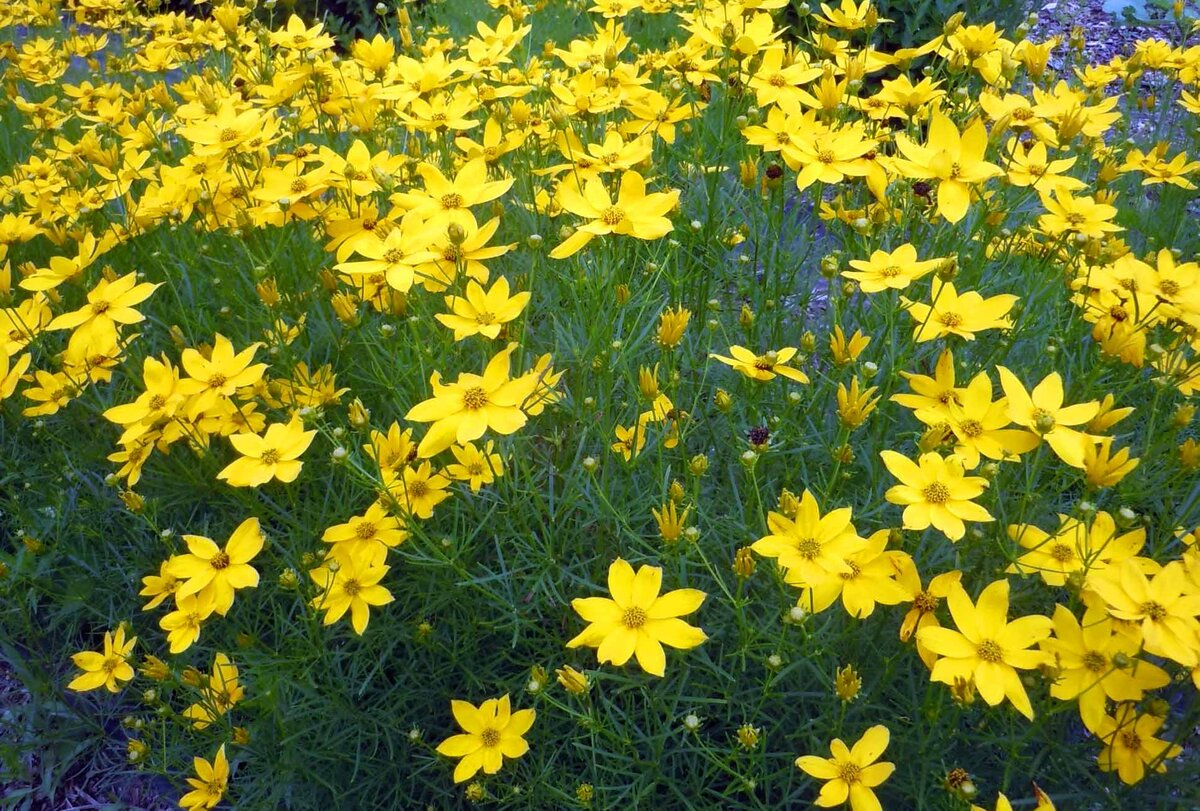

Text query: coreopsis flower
(752, 489), (867, 585)
(555, 665), (589, 695)
(310, 555), (394, 635)
(47, 271), (159, 346)
(364, 422), (417, 472)
(788, 530), (908, 617)
(1082, 438), (1139, 488)
(795, 724), (895, 810)
(916, 371), (1039, 468)
(178, 335), (267, 419)
(0, 351), (31, 402)
(1040, 605), (1168, 733)
(1037, 189), (1121, 238)
(829, 326), (871, 365)
(836, 377), (880, 429)
(68, 626), (136, 693)
(445, 440), (504, 492)
(784, 124), (876, 190)
(321, 501), (408, 562)
(549, 171), (678, 259)
(139, 560), (181, 610)
(405, 344), (533, 458)
(217, 415), (317, 487)
(166, 517), (264, 616)
(1007, 511), (1143, 587)
(435, 276), (529, 341)
(880, 451), (992, 541)
(611, 422), (647, 461)
(179, 744), (229, 811)
(435, 695), (535, 783)
(902, 281), (1017, 342)
(892, 111), (1003, 222)
(566, 558), (706, 677)
(656, 305), (690, 348)
(1095, 703), (1183, 785)
(843, 243), (943, 293)
(382, 461), (452, 520)
(996, 367), (1099, 468)
(894, 558), (962, 669)
(971, 788), (1057, 811)
(891, 349), (964, 416)
(182, 652), (244, 729)
(652, 500), (691, 543)
(160, 592), (216, 654)
(709, 346), (809, 383)
(917, 580), (1053, 719)
(1004, 139), (1085, 193)
(393, 158), (514, 231)
(1086, 559), (1200, 667)
(333, 211), (440, 294)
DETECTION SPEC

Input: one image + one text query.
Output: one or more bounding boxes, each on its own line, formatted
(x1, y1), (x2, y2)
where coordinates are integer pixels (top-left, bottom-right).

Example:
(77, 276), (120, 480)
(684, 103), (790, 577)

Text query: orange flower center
(480, 728), (501, 747)
(796, 537), (820, 559)
(913, 591), (938, 613)
(260, 448), (280, 464)
(836, 760), (862, 784)
(1050, 543), (1074, 563)
(462, 386), (489, 410)
(938, 311), (963, 328)
(210, 552), (231, 570)
(355, 521), (377, 540)
(600, 206), (625, 226)
(440, 193), (464, 209)
(959, 419), (983, 438)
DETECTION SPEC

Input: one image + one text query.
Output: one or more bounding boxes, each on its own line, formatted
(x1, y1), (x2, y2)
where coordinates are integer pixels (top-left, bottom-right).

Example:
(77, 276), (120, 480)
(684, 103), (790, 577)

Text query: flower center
(817, 150), (835, 164)
(1050, 543), (1074, 563)
(91, 301), (110, 314)
(440, 193), (463, 209)
(977, 639), (1003, 663)
(408, 481), (429, 499)
(1119, 730), (1142, 751)
(480, 728), (501, 747)
(913, 591), (938, 613)
(102, 655), (121, 673)
(343, 578), (361, 597)
(622, 606), (647, 629)
(207, 373), (227, 389)
(149, 394), (166, 410)
(600, 206), (625, 226)
(939, 311), (963, 328)
(959, 419), (983, 437)
(1159, 279), (1180, 297)
(355, 521), (377, 540)
(210, 552), (231, 570)
(260, 448), (280, 464)
(1141, 601), (1167, 621)
(838, 560), (862, 580)
(796, 537), (820, 559)
(383, 248), (404, 264)
(219, 127), (240, 142)
(474, 311), (495, 325)
(836, 761), (862, 784)
(880, 265), (901, 278)
(1065, 211), (1086, 226)
(1031, 407), (1056, 433)
(462, 386), (489, 410)
(289, 178), (308, 195)
(922, 482), (950, 504)
(1082, 650), (1108, 672)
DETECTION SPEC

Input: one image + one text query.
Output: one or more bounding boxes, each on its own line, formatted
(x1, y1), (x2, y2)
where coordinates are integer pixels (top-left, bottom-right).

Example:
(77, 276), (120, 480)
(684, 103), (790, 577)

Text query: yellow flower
(68, 626), (136, 693)
(1040, 605), (1168, 733)
(217, 415), (317, 487)
(795, 724), (895, 810)
(1007, 511), (1143, 587)
(555, 665), (590, 694)
(446, 440), (503, 492)
(709, 345), (809, 383)
(310, 556), (394, 635)
(182, 652), (244, 730)
(160, 591), (216, 654)
(567, 558), (707, 677)
(405, 344), (532, 458)
(651, 500), (691, 543)
(789, 530), (908, 617)
(751, 489), (866, 585)
(844, 243), (943, 293)
(179, 744), (229, 811)
(321, 501), (409, 559)
(996, 367), (1099, 468)
(1036, 189), (1122, 238)
(836, 376), (880, 429)
(382, 461), (452, 520)
(892, 111), (1002, 222)
(656, 305), (690, 348)
(880, 451), (992, 541)
(902, 281), (1017, 342)
(550, 171), (678, 259)
(829, 326), (871, 365)
(1082, 438), (1139, 488)
(917, 579), (1053, 719)
(894, 557), (962, 669)
(1095, 703), (1183, 784)
(915, 370), (1039, 468)
(1085, 559), (1200, 667)
(166, 517), (263, 616)
(178, 334), (267, 419)
(435, 276), (529, 341)
(47, 271), (159, 345)
(610, 422), (647, 461)
(435, 695), (535, 783)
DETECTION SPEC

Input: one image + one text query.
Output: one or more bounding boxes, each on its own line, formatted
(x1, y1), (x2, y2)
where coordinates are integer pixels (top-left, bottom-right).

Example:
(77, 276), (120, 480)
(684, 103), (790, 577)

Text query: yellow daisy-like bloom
(917, 580), (1053, 720)
(996, 367), (1099, 469)
(567, 558), (707, 677)
(549, 171), (678, 259)
(892, 111), (1003, 223)
(1085, 559), (1200, 667)
(309, 555), (394, 635)
(68, 626), (136, 693)
(405, 343), (531, 458)
(434, 276), (530, 341)
(844, 243), (944, 293)
(217, 415), (317, 487)
(182, 652), (245, 730)
(1095, 702), (1184, 785)
(436, 694), (535, 783)
(179, 743), (229, 811)
(795, 724), (895, 810)
(166, 517), (263, 616)
(709, 345), (809, 383)
(902, 280), (1017, 342)
(880, 450), (993, 541)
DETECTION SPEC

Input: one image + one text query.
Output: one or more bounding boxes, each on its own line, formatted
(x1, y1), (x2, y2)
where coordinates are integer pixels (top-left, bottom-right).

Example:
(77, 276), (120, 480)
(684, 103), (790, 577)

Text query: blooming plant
(2, 0), (1200, 808)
